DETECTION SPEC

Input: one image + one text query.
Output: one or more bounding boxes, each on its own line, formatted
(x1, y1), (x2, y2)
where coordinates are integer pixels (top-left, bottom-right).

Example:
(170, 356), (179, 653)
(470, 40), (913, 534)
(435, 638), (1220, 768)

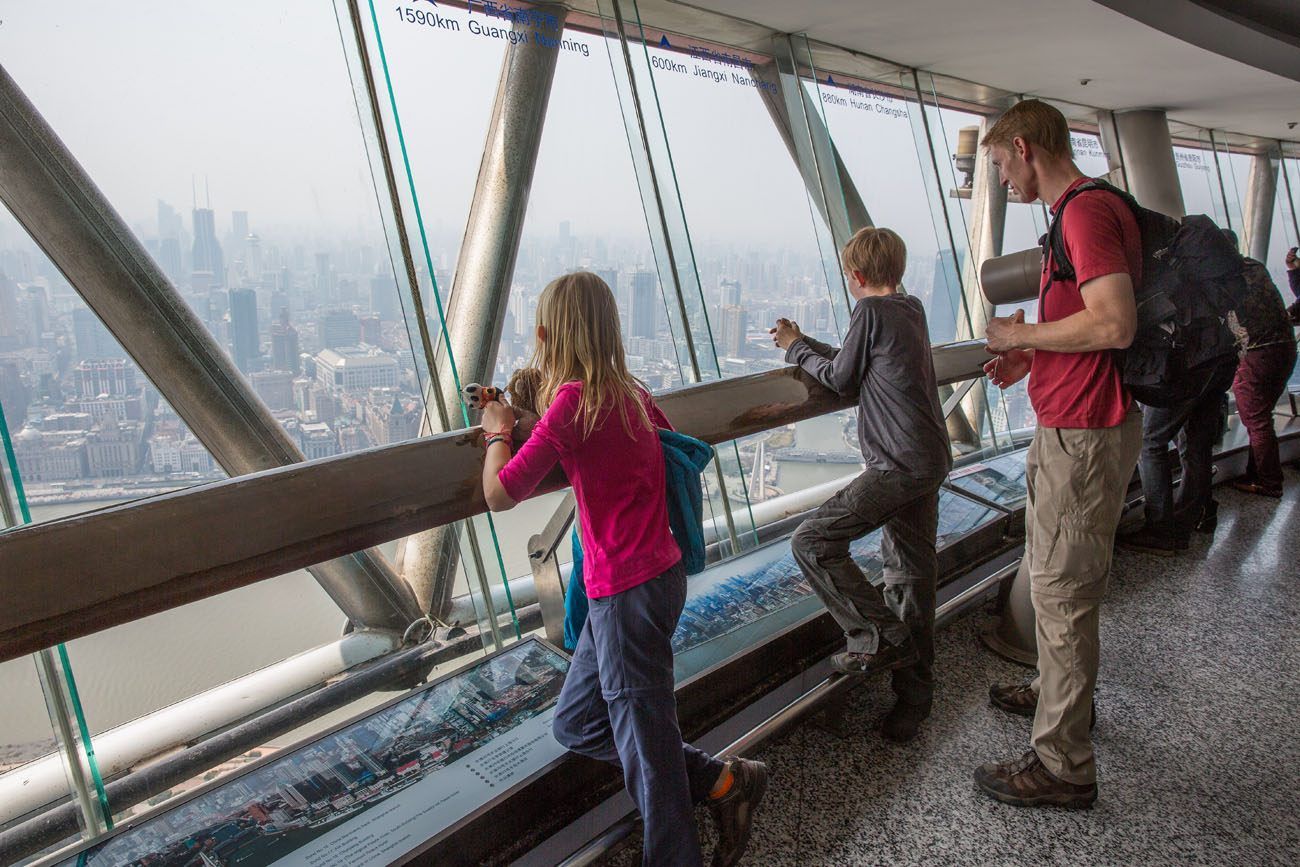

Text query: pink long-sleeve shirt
(497, 381), (681, 598)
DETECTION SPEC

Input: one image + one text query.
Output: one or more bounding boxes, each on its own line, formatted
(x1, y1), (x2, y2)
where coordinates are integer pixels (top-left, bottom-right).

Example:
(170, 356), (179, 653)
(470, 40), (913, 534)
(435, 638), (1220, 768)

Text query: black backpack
(1043, 179), (1245, 408)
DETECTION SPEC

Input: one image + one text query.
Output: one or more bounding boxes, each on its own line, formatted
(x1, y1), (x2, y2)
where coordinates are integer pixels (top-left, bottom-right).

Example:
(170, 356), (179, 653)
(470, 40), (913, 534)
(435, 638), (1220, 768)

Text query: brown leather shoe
(973, 750), (1097, 808)
(989, 683), (1096, 729)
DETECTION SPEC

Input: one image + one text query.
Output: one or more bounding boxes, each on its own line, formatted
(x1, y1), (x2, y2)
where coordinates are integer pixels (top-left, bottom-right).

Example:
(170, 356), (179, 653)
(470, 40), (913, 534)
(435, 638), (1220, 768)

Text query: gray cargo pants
(791, 469), (943, 706)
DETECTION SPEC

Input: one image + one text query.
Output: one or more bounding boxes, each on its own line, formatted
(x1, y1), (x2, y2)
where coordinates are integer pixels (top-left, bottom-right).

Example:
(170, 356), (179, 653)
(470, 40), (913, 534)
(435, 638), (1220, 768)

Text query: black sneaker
(830, 639), (919, 676)
(708, 757), (768, 867)
(1115, 525), (1187, 556)
(881, 697), (932, 743)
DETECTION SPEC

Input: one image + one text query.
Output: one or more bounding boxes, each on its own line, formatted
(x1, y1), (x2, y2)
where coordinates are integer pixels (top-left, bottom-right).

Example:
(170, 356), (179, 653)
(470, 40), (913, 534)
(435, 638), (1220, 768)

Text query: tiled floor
(604, 471), (1300, 866)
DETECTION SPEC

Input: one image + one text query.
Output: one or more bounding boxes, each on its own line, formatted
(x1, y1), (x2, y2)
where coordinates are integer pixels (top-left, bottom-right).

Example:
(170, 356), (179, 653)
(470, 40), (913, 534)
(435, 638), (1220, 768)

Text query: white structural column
(1111, 109), (1186, 217)
(1242, 147), (1280, 262)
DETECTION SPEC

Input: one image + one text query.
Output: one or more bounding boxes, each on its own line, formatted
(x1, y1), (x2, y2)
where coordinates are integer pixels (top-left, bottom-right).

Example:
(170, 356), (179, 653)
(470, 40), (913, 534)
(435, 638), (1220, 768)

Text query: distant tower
(929, 249), (960, 342)
(630, 270), (657, 339)
(719, 278), (743, 308)
(228, 287), (260, 373)
(270, 309), (301, 375)
(191, 207), (225, 288)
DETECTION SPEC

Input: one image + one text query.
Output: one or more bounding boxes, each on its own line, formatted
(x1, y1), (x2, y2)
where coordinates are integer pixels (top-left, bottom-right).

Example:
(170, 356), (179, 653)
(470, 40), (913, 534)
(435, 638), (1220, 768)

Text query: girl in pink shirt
(479, 272), (765, 867)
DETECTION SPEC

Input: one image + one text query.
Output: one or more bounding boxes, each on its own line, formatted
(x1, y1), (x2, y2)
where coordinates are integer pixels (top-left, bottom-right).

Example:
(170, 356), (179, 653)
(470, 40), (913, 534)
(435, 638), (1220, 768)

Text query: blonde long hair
(532, 271), (653, 440)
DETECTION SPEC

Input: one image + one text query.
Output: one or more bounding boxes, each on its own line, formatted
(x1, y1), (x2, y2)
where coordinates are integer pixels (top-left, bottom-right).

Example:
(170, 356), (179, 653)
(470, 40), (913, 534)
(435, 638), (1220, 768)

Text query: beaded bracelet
(483, 435), (511, 450)
(481, 427), (512, 445)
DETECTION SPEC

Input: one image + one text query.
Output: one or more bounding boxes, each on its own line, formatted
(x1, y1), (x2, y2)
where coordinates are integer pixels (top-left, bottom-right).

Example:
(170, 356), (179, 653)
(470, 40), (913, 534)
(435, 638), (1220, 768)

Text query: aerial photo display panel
(947, 449), (1029, 511)
(59, 640), (569, 867)
(673, 488), (1000, 679)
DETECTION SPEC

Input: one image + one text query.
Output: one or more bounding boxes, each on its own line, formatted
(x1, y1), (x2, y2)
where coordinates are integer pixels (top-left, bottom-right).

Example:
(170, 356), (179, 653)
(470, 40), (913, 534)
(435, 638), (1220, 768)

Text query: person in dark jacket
(1229, 242), (1298, 497)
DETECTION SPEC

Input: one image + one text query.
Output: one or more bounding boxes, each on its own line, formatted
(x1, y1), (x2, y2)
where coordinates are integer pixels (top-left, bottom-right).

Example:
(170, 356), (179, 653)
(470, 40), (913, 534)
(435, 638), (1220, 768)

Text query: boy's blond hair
(532, 271), (653, 439)
(842, 227), (907, 289)
(980, 99), (1073, 160)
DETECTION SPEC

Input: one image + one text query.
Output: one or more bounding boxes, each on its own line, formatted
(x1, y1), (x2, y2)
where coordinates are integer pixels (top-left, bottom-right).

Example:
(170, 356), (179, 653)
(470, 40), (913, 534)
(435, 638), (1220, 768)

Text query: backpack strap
(1042, 178), (1142, 286)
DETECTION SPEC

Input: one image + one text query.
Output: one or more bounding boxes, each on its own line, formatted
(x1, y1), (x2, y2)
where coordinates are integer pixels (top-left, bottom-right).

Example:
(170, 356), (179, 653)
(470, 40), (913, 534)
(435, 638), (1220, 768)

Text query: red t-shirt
(497, 382), (680, 599)
(1028, 178), (1140, 429)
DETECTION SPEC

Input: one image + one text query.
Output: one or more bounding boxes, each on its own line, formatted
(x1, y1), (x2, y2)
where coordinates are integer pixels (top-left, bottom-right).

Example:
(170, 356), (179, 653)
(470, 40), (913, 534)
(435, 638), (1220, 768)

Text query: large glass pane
(1174, 138), (1230, 226)
(808, 72), (969, 344)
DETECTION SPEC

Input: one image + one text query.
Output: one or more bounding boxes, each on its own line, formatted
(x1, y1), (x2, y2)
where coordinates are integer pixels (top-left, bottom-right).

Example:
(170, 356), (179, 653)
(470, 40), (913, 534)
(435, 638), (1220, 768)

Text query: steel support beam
(0, 63), (421, 633)
(1242, 147), (1280, 263)
(0, 342), (990, 663)
(753, 55), (873, 250)
(1112, 109), (1185, 218)
(957, 116), (1009, 443)
(397, 6), (568, 622)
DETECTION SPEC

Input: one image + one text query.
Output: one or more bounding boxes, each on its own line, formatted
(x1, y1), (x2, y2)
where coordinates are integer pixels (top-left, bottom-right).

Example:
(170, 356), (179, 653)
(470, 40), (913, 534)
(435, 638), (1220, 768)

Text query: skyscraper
(317, 309), (362, 349)
(630, 270), (657, 339)
(228, 287), (260, 374)
(72, 307), (119, 360)
(270, 309), (301, 375)
(191, 207), (224, 288)
(719, 278), (742, 308)
(720, 305), (748, 358)
(0, 274), (21, 347)
(928, 249), (961, 343)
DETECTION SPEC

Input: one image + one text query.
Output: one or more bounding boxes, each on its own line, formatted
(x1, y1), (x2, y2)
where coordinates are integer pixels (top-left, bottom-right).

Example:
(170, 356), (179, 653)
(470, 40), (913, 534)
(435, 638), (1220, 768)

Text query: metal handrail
(0, 341), (990, 664)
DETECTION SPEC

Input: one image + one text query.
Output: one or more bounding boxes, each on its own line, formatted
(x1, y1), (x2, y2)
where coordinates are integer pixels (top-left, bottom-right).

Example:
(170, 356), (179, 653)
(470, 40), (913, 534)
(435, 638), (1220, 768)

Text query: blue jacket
(563, 429), (714, 649)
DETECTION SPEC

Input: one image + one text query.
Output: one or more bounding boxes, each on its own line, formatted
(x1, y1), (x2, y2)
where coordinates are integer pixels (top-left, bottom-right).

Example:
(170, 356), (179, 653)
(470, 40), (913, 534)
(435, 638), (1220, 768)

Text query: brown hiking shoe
(973, 749), (1097, 808)
(831, 639), (919, 677)
(708, 756), (768, 867)
(989, 683), (1096, 729)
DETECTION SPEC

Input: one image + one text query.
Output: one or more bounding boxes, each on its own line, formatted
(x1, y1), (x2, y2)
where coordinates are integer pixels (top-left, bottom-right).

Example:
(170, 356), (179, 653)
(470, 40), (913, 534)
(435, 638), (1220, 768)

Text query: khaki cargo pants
(1024, 409), (1141, 785)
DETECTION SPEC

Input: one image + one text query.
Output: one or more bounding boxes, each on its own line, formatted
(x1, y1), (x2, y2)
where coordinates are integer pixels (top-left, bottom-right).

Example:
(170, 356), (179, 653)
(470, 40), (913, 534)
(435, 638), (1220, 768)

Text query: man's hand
(770, 318), (803, 351)
(985, 309), (1026, 353)
(984, 348), (1033, 389)
(481, 400), (516, 435)
(1286, 247), (1298, 271)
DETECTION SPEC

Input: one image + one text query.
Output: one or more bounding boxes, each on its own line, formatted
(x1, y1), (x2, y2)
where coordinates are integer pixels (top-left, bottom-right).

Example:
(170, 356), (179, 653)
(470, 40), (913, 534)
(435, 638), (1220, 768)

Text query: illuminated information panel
(946, 449), (1029, 511)
(60, 640), (569, 867)
(674, 488), (1001, 680)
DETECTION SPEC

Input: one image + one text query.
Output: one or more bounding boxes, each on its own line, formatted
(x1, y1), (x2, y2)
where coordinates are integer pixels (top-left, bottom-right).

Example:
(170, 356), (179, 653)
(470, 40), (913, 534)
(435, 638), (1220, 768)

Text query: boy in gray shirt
(772, 226), (951, 742)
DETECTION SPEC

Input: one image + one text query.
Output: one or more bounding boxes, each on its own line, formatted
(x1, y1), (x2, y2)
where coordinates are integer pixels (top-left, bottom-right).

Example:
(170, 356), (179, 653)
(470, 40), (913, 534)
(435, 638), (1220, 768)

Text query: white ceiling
(675, 0), (1300, 144)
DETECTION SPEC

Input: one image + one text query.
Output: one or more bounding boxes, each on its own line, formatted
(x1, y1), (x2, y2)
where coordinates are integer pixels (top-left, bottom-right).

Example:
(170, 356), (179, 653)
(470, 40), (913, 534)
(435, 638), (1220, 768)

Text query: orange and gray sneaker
(707, 756), (768, 867)
(973, 749), (1097, 808)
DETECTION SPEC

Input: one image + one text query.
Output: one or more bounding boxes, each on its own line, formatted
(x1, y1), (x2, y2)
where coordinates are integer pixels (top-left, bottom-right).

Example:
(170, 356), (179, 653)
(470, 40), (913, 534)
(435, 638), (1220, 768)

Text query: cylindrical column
(1112, 109), (1185, 218)
(0, 63), (421, 632)
(1243, 149), (1279, 263)
(398, 7), (567, 620)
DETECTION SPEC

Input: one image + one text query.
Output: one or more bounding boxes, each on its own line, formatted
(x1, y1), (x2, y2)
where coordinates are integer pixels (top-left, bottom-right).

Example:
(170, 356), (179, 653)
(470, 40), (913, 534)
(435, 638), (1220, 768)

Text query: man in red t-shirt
(973, 100), (1143, 808)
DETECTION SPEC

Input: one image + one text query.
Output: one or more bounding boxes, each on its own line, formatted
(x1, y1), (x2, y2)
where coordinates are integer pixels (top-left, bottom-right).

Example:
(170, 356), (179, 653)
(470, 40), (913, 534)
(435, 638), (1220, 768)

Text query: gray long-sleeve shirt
(785, 294), (951, 480)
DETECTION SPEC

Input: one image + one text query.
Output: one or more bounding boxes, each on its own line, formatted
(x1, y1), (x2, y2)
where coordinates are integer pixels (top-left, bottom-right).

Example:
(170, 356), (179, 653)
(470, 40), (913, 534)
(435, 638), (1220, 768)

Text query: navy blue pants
(552, 562), (724, 866)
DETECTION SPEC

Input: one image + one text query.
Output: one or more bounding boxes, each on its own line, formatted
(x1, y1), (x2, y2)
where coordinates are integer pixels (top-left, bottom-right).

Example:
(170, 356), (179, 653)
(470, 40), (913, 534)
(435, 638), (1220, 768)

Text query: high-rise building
(317, 309), (361, 349)
(314, 346), (399, 392)
(270, 310), (301, 375)
(314, 252), (334, 303)
(719, 305), (748, 358)
(228, 287), (260, 374)
(157, 238), (184, 284)
(720, 278), (743, 308)
(630, 270), (657, 339)
(360, 315), (382, 347)
(250, 370), (295, 412)
(72, 307), (119, 360)
(0, 274), (21, 347)
(231, 211), (249, 245)
(370, 274), (401, 322)
(75, 360), (138, 398)
(191, 208), (224, 288)
(928, 249), (960, 342)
